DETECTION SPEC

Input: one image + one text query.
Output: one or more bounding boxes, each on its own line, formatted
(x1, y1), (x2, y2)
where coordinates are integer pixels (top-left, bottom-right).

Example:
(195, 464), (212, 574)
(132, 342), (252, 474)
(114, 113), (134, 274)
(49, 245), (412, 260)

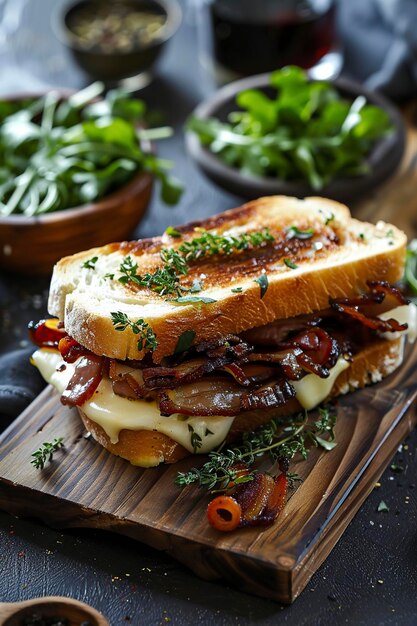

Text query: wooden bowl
(185, 74), (406, 203)
(0, 170), (153, 275)
(0, 596), (109, 625)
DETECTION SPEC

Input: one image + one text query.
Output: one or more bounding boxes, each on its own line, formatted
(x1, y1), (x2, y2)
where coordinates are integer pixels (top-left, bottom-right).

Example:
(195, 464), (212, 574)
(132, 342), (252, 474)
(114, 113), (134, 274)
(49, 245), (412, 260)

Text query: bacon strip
(331, 301), (408, 333)
(61, 355), (105, 406)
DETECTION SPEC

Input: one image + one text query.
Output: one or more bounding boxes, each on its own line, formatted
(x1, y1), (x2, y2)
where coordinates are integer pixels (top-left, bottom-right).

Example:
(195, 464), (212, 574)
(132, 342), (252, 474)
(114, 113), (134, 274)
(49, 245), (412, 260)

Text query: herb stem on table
(176, 406), (337, 491)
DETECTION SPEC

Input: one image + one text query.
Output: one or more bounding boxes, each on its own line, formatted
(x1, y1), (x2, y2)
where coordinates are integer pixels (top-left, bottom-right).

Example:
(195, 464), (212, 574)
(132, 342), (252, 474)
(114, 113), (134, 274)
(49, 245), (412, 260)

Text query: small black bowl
(53, 0), (181, 82)
(185, 73), (406, 202)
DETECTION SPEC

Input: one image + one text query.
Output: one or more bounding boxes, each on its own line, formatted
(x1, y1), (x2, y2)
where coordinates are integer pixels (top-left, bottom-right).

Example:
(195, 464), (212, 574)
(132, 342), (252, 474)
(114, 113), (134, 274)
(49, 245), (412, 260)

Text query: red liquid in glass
(208, 1), (336, 77)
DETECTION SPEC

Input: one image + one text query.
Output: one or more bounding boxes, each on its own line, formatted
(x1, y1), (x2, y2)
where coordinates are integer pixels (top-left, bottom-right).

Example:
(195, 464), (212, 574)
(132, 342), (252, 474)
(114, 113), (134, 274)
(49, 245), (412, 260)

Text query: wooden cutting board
(0, 341), (417, 604)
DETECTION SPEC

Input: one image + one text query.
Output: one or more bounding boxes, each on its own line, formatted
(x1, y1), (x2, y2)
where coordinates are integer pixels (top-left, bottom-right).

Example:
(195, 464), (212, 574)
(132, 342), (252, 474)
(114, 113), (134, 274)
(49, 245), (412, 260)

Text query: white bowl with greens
(185, 66), (405, 202)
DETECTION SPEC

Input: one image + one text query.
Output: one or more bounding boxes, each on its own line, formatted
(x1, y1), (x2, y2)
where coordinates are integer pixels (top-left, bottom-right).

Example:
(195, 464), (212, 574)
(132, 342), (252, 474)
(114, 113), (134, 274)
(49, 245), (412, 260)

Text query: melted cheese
(32, 301), (416, 454)
(31, 349), (234, 454)
(378, 303), (417, 343)
(292, 357), (350, 410)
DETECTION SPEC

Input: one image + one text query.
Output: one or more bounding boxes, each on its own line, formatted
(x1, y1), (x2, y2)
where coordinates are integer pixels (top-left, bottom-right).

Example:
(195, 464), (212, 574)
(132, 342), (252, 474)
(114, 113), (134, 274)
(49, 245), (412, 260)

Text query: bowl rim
(0, 90), (153, 225)
(52, 0), (182, 55)
(0, 170), (153, 226)
(185, 72), (406, 199)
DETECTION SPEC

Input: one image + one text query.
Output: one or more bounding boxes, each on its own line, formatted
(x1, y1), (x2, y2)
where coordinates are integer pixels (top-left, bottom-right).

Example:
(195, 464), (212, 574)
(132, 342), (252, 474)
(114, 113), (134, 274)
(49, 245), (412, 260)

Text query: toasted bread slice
(78, 336), (404, 466)
(48, 196), (406, 363)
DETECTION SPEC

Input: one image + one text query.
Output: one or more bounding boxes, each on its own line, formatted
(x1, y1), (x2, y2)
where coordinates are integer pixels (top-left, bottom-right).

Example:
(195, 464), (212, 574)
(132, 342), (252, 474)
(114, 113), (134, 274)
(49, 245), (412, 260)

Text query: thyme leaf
(284, 258), (298, 269)
(286, 225), (314, 240)
(82, 256), (98, 270)
(188, 424), (203, 453)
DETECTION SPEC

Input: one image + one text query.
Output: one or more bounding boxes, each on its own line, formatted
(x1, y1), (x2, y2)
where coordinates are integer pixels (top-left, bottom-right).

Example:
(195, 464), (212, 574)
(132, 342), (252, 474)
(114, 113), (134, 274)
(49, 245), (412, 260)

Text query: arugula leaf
(186, 66), (393, 189)
(0, 85), (182, 216)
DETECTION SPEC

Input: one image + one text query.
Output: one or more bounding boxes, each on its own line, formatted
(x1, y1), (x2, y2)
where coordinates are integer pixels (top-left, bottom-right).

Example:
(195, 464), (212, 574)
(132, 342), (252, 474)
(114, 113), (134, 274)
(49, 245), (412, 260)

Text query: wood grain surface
(0, 340), (416, 604)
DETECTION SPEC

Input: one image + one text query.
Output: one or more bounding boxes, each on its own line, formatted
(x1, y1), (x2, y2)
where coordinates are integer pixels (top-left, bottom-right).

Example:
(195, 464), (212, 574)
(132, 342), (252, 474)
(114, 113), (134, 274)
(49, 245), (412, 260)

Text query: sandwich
(30, 195), (416, 467)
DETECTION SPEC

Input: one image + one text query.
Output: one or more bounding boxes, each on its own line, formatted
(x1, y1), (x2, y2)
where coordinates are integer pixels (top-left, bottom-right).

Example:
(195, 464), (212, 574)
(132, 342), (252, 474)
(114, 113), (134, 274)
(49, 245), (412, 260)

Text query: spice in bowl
(67, 2), (167, 54)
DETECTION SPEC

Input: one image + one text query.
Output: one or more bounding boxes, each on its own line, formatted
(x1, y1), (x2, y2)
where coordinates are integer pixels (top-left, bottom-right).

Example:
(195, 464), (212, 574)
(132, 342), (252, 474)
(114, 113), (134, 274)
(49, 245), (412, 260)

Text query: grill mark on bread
(115, 230), (340, 294)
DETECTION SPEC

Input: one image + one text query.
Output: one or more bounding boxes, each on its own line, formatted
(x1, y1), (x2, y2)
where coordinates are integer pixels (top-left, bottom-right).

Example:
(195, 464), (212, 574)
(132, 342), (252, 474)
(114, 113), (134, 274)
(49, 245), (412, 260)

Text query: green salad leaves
(187, 66), (393, 190)
(0, 82), (182, 216)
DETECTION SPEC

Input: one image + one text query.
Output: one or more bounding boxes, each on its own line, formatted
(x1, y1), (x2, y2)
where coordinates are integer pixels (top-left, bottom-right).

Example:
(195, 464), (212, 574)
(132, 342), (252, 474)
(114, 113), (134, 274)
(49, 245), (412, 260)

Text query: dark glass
(199, 0), (338, 82)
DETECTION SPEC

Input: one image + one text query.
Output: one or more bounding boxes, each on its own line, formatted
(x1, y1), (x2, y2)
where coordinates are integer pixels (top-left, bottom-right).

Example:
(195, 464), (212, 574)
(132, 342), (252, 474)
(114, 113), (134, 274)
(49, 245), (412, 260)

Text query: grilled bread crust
(78, 337), (403, 467)
(48, 196), (406, 363)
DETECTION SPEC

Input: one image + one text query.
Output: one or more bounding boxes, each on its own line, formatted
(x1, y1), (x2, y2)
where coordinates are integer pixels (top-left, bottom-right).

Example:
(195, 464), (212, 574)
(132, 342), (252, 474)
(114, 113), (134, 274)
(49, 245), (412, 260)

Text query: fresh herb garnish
(377, 500), (389, 513)
(0, 83), (182, 216)
(111, 311), (158, 352)
(254, 274), (268, 299)
(188, 424), (203, 453)
(176, 406), (337, 490)
(82, 256), (98, 270)
(284, 258), (298, 269)
(173, 295), (217, 304)
(286, 225), (314, 240)
(174, 330), (196, 354)
(178, 228), (274, 261)
(231, 287), (243, 293)
(104, 272), (114, 280)
(325, 212), (335, 226)
(31, 437), (64, 470)
(165, 226), (182, 238)
(117, 229), (273, 298)
(118, 253), (186, 296)
(187, 66), (392, 190)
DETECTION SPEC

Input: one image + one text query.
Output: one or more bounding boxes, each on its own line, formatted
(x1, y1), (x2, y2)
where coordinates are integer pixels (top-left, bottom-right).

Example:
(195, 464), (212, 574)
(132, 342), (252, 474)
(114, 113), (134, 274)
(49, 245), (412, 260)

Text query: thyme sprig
(111, 311), (158, 351)
(175, 406), (336, 490)
(118, 228), (274, 298)
(178, 228), (274, 262)
(31, 437), (64, 470)
(118, 253), (186, 296)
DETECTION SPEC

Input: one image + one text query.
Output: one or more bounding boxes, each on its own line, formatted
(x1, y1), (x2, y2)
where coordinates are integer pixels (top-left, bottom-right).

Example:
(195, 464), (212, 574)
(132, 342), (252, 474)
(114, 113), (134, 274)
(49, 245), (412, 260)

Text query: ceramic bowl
(185, 73), (405, 202)
(53, 0), (181, 82)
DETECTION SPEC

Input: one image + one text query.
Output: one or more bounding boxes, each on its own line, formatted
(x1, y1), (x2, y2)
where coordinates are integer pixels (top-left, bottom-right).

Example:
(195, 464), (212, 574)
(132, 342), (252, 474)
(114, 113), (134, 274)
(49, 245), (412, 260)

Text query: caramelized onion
(158, 378), (243, 416)
(58, 335), (91, 363)
(240, 379), (296, 411)
(367, 280), (409, 305)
